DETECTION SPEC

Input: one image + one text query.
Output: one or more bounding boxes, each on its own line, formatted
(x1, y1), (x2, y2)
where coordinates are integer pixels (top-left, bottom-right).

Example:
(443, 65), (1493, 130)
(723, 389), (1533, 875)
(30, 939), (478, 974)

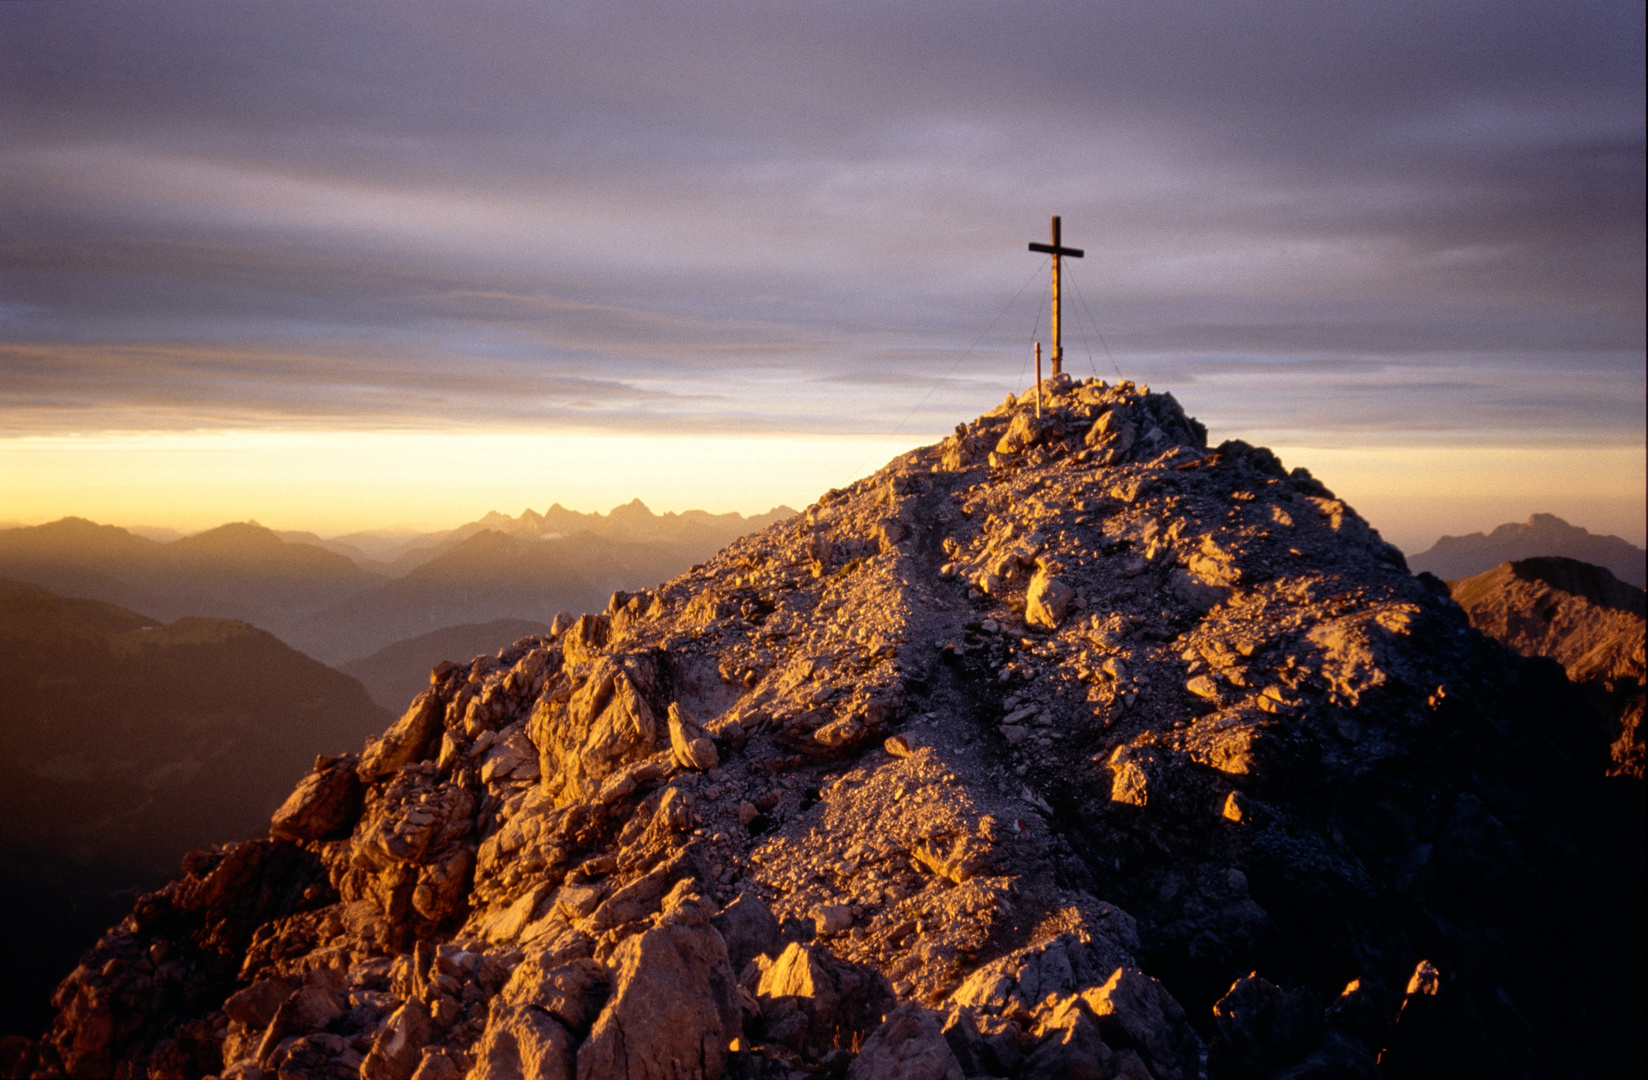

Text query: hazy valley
(0, 501), (795, 667)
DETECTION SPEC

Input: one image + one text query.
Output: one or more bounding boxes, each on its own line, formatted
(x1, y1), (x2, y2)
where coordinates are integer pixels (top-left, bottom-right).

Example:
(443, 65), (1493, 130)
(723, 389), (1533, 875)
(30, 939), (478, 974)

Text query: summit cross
(1028, 215), (1084, 377)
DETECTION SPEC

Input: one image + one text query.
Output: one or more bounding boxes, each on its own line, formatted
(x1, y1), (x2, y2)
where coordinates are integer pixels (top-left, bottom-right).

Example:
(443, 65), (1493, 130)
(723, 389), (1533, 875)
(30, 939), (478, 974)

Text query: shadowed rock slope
(1449, 557), (1645, 779)
(0, 579), (391, 1042)
(7, 377), (1642, 1080)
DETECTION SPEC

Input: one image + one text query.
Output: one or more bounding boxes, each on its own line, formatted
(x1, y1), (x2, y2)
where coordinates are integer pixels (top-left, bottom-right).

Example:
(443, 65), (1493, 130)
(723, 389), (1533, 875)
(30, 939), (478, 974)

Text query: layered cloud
(0, 1), (1641, 452)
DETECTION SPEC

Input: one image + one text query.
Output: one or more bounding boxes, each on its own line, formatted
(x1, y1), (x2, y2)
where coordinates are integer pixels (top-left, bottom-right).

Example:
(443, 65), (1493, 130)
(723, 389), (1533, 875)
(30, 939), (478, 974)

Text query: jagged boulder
(1085, 405), (1137, 464)
(531, 654), (662, 805)
(575, 894), (740, 1080)
(362, 691), (445, 779)
(709, 891), (780, 972)
(470, 939), (608, 1080)
(1025, 569), (1074, 629)
(847, 1003), (963, 1080)
(361, 999), (432, 1080)
(269, 755), (364, 841)
(751, 941), (894, 1059)
(668, 703), (719, 772)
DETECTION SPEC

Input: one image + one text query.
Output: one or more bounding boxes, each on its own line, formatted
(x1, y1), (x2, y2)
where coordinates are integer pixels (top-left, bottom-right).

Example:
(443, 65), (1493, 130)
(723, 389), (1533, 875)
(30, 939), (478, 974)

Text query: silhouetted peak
(171, 521), (285, 551)
(606, 498), (655, 522)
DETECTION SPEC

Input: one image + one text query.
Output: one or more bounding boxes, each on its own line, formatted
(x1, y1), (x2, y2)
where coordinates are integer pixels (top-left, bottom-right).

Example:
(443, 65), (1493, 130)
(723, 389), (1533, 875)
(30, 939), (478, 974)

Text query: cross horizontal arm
(1028, 242), (1084, 258)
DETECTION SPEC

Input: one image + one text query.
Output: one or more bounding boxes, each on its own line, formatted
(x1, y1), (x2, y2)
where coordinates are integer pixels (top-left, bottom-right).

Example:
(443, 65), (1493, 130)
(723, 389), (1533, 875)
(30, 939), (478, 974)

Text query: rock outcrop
(6, 377), (1643, 1080)
(1448, 556), (1646, 778)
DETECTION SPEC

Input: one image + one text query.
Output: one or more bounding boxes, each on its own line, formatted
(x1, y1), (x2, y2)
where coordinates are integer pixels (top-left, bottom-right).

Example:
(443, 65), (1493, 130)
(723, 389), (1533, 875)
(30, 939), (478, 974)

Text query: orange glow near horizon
(1, 428), (1642, 553)
(0, 429), (933, 535)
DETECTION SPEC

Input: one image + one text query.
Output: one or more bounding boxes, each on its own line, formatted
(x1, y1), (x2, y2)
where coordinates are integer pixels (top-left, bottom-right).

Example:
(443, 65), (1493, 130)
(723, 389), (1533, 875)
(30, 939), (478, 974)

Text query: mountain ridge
(1410, 512), (1645, 587)
(9, 376), (1639, 1080)
(380, 501), (796, 577)
(1448, 556), (1645, 778)
(0, 505), (794, 667)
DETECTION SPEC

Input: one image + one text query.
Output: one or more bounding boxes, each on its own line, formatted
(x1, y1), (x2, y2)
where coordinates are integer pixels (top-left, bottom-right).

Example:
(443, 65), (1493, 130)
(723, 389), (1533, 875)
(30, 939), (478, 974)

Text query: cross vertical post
(1051, 219), (1061, 374)
(1034, 341), (1042, 417)
(1028, 215), (1084, 377)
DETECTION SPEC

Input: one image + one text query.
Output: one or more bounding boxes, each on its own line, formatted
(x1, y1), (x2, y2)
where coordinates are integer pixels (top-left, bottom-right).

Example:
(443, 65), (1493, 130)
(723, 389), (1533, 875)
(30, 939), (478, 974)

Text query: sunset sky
(1, 1), (1643, 552)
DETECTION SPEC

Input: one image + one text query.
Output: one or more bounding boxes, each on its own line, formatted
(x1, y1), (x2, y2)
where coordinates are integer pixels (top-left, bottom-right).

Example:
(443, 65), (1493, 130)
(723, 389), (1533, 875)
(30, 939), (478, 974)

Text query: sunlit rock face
(9, 377), (1643, 1080)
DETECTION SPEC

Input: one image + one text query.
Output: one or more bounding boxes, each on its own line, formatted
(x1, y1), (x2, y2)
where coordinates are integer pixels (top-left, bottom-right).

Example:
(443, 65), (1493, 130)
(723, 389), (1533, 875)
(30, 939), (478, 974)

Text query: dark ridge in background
(1410, 513), (1646, 587)
(0, 579), (390, 1037)
(340, 618), (554, 712)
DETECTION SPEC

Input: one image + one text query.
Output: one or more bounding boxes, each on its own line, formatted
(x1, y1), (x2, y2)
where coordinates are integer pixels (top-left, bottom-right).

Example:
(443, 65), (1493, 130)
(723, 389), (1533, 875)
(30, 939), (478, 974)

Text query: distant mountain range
(287, 528), (722, 663)
(355, 499), (795, 576)
(1409, 513), (1645, 587)
(0, 517), (383, 631)
(0, 578), (390, 1035)
(0, 501), (794, 665)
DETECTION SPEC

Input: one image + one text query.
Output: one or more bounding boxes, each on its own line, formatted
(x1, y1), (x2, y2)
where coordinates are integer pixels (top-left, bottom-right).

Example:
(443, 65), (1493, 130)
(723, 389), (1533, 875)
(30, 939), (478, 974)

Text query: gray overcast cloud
(0, 0), (1642, 442)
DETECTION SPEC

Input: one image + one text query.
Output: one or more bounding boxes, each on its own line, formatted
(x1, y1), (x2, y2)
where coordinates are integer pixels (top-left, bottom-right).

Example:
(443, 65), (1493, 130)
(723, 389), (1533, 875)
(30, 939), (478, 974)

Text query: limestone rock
(1023, 995), (1117, 1080)
(847, 1002), (964, 1080)
(754, 942), (894, 1059)
(223, 977), (297, 1029)
(410, 1049), (464, 1080)
(361, 691), (444, 779)
(913, 832), (992, 883)
(468, 942), (608, 1080)
(583, 854), (692, 933)
(561, 613), (611, 663)
(667, 702), (719, 772)
(532, 655), (660, 804)
(1169, 568), (1232, 613)
(575, 895), (740, 1080)
(710, 891), (780, 972)
(812, 903), (853, 936)
(996, 412), (1063, 455)
(952, 932), (1128, 1020)
(270, 757), (363, 841)
(1080, 966), (1200, 1080)
(1025, 570), (1074, 629)
(1210, 973), (1331, 1077)
(1107, 745), (1157, 807)
(469, 1005), (576, 1080)
(1085, 407), (1137, 464)
(876, 519), (909, 551)
(361, 999), (432, 1080)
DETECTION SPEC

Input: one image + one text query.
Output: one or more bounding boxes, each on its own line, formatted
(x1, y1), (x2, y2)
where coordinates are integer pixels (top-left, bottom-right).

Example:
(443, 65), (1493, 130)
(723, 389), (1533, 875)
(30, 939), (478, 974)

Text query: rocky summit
(5, 376), (1642, 1080)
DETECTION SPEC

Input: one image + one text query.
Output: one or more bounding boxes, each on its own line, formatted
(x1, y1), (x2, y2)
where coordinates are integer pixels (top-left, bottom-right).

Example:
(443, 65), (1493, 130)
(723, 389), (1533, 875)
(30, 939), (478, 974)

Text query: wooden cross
(1028, 215), (1083, 377)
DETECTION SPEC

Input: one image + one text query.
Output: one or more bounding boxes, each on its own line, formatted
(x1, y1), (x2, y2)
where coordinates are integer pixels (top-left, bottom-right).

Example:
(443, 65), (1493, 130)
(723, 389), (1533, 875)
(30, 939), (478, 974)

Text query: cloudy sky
(1, 1), (1642, 548)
